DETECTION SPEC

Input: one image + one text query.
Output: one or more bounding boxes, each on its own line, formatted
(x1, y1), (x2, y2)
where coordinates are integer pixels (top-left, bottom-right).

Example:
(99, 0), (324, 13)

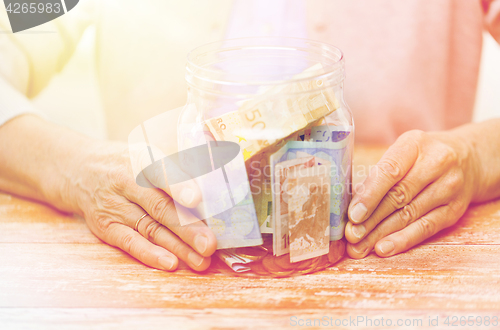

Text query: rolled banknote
(287, 164), (331, 263)
(215, 246), (268, 273)
(215, 249), (254, 273)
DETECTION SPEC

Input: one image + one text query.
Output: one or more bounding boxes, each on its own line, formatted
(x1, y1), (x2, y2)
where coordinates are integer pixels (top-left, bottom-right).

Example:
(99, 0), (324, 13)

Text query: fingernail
(180, 188), (195, 206)
(351, 224), (366, 239)
(194, 235), (208, 254)
(379, 241), (395, 255)
(158, 256), (175, 270)
(351, 242), (369, 256)
(350, 203), (367, 223)
(188, 251), (204, 267)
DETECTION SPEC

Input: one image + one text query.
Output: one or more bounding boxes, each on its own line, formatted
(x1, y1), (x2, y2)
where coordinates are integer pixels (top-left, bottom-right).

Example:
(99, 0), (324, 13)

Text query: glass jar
(178, 37), (354, 255)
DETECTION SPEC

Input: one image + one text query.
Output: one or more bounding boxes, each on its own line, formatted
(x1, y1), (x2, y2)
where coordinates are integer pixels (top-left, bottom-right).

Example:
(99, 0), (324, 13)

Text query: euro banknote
(273, 156), (316, 256)
(205, 65), (340, 162)
(287, 164), (331, 262)
(270, 132), (351, 241)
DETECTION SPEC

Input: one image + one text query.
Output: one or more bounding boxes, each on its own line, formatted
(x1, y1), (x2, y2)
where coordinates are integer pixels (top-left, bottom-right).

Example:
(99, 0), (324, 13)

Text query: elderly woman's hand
(69, 141), (217, 271)
(0, 115), (218, 271)
(344, 129), (480, 258)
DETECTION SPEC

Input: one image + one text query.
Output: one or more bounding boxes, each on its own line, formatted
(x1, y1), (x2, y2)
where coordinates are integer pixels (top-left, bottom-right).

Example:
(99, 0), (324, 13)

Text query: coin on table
(328, 240), (346, 264)
(274, 254), (298, 270)
(294, 258), (314, 270)
(296, 257), (321, 275)
(312, 254), (330, 272)
(233, 246), (268, 261)
(249, 261), (270, 276)
(262, 256), (294, 277)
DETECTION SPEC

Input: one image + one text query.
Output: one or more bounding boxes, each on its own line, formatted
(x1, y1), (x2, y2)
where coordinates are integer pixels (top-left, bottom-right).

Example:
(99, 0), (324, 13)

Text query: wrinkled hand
(68, 141), (217, 271)
(345, 130), (478, 258)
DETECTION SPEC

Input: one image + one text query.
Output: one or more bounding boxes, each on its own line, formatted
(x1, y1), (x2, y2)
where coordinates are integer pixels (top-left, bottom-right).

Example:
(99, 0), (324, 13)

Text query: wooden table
(1, 146), (500, 329)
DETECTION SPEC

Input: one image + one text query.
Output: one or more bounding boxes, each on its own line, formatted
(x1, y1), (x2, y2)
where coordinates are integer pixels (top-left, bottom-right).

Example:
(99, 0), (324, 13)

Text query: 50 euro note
(205, 63), (341, 163)
(205, 64), (343, 237)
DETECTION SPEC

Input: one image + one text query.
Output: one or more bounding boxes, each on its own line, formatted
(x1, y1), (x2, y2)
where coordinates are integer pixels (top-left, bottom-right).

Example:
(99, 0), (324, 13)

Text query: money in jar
(159, 38), (353, 274)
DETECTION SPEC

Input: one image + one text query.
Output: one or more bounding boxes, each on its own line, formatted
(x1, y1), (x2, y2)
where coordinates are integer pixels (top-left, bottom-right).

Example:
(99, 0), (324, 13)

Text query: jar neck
(185, 37), (345, 100)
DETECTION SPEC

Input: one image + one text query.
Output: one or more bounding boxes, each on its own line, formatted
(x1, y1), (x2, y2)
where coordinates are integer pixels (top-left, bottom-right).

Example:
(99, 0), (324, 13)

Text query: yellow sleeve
(0, 0), (96, 125)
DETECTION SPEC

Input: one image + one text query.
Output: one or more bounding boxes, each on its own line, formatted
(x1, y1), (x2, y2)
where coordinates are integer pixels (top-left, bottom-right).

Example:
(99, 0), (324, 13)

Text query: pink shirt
(2, 0), (499, 144)
(227, 0), (500, 144)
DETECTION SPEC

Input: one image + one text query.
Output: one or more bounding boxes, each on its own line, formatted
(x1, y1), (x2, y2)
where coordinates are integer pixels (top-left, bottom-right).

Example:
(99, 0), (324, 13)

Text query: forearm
(0, 114), (94, 212)
(452, 118), (500, 203)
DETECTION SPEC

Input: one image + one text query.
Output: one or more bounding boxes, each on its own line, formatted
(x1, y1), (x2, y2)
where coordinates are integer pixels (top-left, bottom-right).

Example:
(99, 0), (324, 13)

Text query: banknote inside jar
(196, 62), (352, 277)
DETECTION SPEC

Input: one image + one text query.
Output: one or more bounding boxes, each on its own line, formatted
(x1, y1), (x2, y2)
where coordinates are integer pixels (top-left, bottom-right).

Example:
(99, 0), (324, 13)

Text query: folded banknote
(287, 164), (331, 262)
(273, 156), (317, 256)
(270, 130), (351, 241)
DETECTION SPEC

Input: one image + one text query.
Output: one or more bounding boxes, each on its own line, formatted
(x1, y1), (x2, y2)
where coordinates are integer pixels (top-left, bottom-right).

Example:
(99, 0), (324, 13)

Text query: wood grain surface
(1, 145), (499, 329)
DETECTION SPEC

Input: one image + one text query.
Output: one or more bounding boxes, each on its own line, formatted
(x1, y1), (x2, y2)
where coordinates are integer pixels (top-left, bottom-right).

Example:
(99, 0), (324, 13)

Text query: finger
(348, 130), (421, 224)
(136, 215), (211, 271)
(345, 165), (440, 244)
(348, 138), (465, 241)
(374, 203), (462, 257)
(126, 188), (217, 257)
(346, 181), (446, 258)
(105, 222), (178, 271)
(346, 163), (463, 244)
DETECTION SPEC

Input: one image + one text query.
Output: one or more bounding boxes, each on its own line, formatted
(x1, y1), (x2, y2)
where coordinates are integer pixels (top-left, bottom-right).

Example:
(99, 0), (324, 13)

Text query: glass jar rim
(186, 37), (345, 94)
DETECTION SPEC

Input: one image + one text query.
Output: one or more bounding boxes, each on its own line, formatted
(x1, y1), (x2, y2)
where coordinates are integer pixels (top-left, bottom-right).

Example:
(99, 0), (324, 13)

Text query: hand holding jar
(345, 120), (500, 258)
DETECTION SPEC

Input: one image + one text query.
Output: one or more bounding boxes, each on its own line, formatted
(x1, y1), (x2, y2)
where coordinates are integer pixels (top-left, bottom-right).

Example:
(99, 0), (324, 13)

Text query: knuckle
(120, 232), (136, 254)
(149, 197), (175, 223)
(398, 203), (418, 227)
(143, 220), (163, 242)
(387, 183), (413, 209)
(448, 200), (468, 217)
(446, 170), (465, 192)
(378, 159), (403, 181)
(418, 218), (437, 237)
(91, 196), (129, 234)
(433, 144), (459, 168)
(94, 215), (113, 235)
(90, 209), (118, 236)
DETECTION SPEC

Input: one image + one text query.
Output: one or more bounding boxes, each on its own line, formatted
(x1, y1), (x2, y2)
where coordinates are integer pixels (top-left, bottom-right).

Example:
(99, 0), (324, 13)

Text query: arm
(0, 2), (216, 271)
(345, 118), (500, 258)
(0, 114), (217, 271)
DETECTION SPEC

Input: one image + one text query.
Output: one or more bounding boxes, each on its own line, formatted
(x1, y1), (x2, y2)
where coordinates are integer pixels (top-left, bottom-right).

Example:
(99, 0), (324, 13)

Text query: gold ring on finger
(134, 213), (149, 231)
